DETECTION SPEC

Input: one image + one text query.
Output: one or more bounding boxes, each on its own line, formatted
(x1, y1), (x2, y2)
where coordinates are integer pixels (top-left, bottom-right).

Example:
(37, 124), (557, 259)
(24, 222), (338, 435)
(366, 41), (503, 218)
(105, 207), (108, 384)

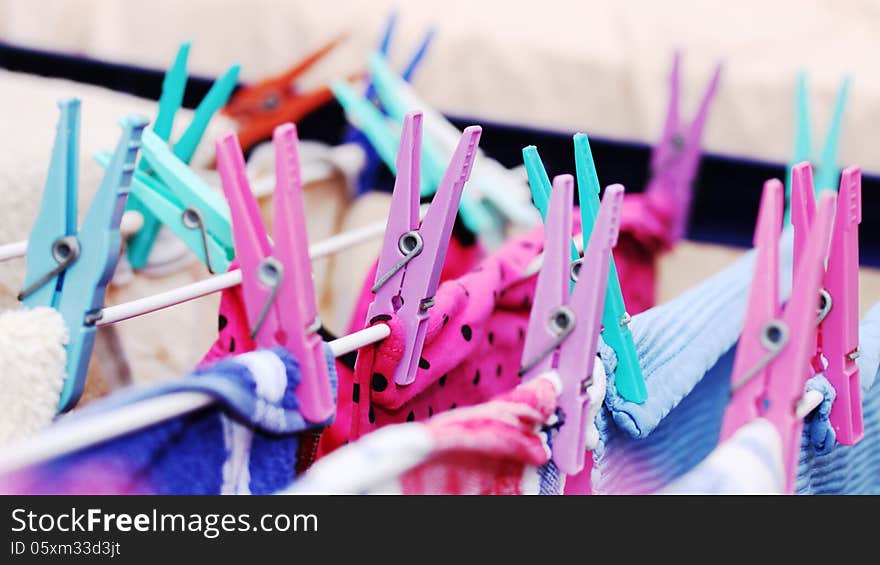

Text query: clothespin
(215, 123), (334, 423)
(519, 175), (624, 474)
(346, 11), (435, 196)
(790, 162), (863, 445)
(223, 35), (350, 153)
(332, 80), (495, 236)
(20, 99), (148, 412)
(720, 178), (835, 493)
(785, 72), (849, 212)
(365, 111), (481, 385)
(121, 42), (240, 269)
(368, 53), (540, 229)
(646, 52), (721, 243)
(522, 135), (647, 404)
(95, 129), (234, 273)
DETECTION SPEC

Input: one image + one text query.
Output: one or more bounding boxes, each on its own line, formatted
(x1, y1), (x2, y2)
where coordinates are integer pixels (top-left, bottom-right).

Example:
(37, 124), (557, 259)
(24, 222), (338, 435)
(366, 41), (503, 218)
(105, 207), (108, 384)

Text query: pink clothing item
(318, 227), (547, 456)
(615, 190), (676, 315)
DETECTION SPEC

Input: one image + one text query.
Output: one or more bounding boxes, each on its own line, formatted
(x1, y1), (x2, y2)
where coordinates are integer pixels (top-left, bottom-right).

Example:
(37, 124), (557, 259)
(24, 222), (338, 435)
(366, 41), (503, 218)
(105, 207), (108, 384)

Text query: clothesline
(0, 322), (391, 475)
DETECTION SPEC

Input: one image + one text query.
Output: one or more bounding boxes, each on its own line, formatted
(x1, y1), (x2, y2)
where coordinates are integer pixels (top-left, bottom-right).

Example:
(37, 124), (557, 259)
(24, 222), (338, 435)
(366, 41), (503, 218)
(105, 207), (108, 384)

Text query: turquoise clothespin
(785, 72), (849, 221)
(123, 42), (240, 269)
(95, 128), (234, 273)
(20, 99), (148, 412)
(332, 80), (494, 234)
(522, 135), (647, 404)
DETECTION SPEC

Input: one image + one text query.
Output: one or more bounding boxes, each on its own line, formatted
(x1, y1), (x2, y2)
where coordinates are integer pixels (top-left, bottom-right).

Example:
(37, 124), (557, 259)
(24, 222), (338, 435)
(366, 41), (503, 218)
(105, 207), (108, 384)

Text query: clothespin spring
(181, 207), (216, 274)
(17, 236), (80, 301)
(518, 306), (576, 377)
(730, 320), (790, 394)
(370, 231), (424, 294)
(250, 257), (285, 340)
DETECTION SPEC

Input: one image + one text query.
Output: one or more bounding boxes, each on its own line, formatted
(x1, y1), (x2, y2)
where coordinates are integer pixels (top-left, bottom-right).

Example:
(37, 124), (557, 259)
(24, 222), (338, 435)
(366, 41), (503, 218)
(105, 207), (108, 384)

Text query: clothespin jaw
(521, 138), (647, 404)
(22, 101), (148, 412)
(790, 161), (863, 445)
(125, 43), (240, 270)
(518, 174), (623, 474)
(785, 73), (850, 215)
(648, 52), (722, 242)
(223, 35), (347, 153)
(365, 111), (481, 385)
(721, 178), (835, 493)
(216, 124), (334, 423)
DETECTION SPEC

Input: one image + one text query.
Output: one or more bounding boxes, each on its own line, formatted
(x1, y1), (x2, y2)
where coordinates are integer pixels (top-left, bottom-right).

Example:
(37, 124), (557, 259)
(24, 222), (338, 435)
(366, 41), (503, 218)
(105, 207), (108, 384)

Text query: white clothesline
(0, 323), (391, 475)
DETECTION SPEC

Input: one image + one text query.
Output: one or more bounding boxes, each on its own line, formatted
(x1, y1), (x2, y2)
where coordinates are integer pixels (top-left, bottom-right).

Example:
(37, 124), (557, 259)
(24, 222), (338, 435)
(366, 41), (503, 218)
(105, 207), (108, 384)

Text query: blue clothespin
(123, 42), (240, 269)
(785, 71), (849, 219)
(522, 135), (647, 404)
(344, 11), (435, 195)
(20, 99), (148, 412)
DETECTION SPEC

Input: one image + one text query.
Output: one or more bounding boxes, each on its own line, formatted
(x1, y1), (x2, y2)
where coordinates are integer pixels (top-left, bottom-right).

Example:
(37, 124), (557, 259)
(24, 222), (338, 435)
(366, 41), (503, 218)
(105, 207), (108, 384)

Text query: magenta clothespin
(216, 123), (334, 423)
(365, 111), (481, 385)
(720, 178), (835, 493)
(519, 175), (623, 475)
(791, 162), (863, 445)
(648, 52), (722, 242)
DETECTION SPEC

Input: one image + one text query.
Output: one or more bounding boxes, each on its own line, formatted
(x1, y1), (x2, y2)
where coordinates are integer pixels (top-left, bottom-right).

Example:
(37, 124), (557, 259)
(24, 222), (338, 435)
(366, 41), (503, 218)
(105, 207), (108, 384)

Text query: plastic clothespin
(785, 72), (850, 217)
(368, 53), (540, 229)
(365, 111), (481, 385)
(790, 162), (863, 445)
(20, 99), (148, 412)
(215, 123), (334, 423)
(332, 80), (494, 235)
(95, 129), (234, 273)
(519, 175), (624, 474)
(123, 42), (240, 269)
(346, 11), (436, 196)
(647, 52), (722, 243)
(522, 136), (647, 404)
(720, 178), (835, 493)
(223, 34), (350, 153)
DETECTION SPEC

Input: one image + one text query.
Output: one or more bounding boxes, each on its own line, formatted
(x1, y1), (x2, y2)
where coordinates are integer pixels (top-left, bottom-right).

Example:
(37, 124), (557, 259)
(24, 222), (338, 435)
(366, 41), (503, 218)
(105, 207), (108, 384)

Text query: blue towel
(4, 346), (337, 495)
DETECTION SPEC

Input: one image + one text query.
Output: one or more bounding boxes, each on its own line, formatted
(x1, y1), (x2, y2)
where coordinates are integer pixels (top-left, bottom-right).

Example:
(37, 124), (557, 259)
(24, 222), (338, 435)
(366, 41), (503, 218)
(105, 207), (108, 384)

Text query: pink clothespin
(366, 111), (481, 385)
(519, 174), (624, 475)
(720, 179), (835, 493)
(215, 123), (334, 423)
(648, 52), (722, 243)
(791, 162), (863, 445)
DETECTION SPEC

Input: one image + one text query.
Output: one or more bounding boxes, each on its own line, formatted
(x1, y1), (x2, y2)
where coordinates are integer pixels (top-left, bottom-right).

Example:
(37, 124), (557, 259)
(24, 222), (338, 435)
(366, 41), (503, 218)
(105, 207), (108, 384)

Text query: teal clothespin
(785, 72), (850, 220)
(332, 80), (494, 234)
(522, 135), (647, 404)
(20, 99), (148, 412)
(124, 42), (240, 269)
(95, 128), (234, 273)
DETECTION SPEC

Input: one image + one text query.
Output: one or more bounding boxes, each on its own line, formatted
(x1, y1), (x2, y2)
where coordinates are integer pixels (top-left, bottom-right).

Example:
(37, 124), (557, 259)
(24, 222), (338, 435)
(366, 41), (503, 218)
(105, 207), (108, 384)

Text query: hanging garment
(318, 223), (550, 456)
(287, 375), (562, 495)
(0, 307), (67, 446)
(591, 227), (880, 494)
(0, 347), (336, 495)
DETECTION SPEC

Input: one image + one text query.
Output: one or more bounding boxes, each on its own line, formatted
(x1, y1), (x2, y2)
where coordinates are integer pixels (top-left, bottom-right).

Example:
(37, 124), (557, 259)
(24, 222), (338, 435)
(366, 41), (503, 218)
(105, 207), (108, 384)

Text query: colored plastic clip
(223, 35), (350, 153)
(365, 111), (481, 385)
(95, 129), (234, 273)
(215, 124), (334, 423)
(785, 72), (849, 214)
(20, 99), (148, 412)
(790, 162), (863, 445)
(332, 80), (494, 235)
(346, 12), (436, 195)
(519, 175), (624, 474)
(368, 53), (540, 229)
(720, 178), (835, 493)
(122, 42), (239, 269)
(647, 52), (721, 243)
(523, 135), (647, 404)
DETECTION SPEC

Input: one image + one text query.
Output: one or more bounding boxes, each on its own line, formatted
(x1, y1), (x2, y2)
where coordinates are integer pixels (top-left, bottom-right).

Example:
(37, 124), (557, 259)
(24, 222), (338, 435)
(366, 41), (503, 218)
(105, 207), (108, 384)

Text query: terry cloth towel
(318, 224), (545, 456)
(286, 375), (562, 495)
(0, 307), (68, 446)
(592, 224), (880, 494)
(0, 347), (337, 495)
